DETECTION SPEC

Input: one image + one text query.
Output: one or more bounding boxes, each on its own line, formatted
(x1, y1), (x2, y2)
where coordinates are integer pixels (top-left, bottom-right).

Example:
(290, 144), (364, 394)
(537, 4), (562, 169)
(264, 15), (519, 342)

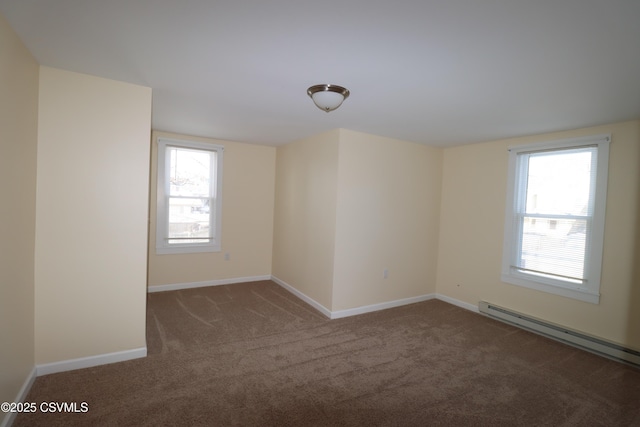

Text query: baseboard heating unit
(478, 301), (640, 368)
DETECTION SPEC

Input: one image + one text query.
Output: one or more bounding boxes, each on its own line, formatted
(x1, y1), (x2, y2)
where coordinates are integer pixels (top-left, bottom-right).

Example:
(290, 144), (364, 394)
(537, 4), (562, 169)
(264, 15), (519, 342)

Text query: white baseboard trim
(436, 294), (479, 313)
(271, 276), (482, 319)
(331, 293), (436, 319)
(0, 367), (37, 427)
(36, 347), (147, 376)
(147, 275), (272, 293)
(271, 275), (439, 320)
(270, 276), (332, 318)
(150, 275), (479, 320)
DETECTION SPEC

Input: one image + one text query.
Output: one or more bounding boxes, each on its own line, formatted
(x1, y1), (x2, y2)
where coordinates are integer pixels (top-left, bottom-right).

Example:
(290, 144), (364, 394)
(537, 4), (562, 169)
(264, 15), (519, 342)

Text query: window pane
(168, 197), (212, 244)
(168, 148), (213, 197)
(520, 217), (587, 282)
(525, 149), (594, 216)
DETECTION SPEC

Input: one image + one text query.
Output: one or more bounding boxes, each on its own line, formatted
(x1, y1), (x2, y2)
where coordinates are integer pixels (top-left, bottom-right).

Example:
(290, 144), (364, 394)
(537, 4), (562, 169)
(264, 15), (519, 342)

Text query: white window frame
(501, 134), (610, 304)
(156, 138), (223, 254)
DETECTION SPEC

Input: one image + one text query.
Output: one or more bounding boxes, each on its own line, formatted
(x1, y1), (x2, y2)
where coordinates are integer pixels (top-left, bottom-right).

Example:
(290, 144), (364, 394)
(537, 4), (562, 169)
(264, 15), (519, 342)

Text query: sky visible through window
(526, 149), (592, 216)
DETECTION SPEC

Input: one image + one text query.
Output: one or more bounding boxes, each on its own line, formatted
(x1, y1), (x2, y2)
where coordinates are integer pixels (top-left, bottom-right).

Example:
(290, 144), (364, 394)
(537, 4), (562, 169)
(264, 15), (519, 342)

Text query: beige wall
(35, 67), (152, 364)
(332, 130), (442, 310)
(272, 130), (340, 309)
(436, 120), (640, 349)
(148, 131), (276, 287)
(0, 13), (39, 416)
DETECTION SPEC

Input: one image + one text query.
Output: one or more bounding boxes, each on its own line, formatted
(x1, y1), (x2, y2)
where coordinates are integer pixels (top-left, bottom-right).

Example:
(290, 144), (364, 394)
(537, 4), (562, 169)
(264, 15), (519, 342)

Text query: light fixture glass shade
(307, 84), (350, 112)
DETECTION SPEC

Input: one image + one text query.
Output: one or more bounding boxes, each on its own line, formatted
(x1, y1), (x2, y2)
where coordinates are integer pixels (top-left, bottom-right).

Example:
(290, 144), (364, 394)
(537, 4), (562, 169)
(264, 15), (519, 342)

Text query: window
(502, 134), (610, 303)
(156, 138), (223, 254)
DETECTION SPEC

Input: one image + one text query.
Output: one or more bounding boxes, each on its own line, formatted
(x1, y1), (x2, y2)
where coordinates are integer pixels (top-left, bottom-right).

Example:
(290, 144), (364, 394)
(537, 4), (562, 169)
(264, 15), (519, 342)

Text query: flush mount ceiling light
(307, 84), (350, 112)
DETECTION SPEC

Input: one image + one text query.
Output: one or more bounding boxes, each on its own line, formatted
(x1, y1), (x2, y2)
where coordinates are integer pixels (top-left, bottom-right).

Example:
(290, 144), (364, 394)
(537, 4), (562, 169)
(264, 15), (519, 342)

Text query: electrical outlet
(224, 253), (230, 261)
(383, 269), (388, 279)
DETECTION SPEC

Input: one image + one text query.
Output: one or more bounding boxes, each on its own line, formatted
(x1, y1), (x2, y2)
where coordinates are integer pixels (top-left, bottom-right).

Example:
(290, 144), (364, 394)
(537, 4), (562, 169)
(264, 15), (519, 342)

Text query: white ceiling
(2, 0), (639, 147)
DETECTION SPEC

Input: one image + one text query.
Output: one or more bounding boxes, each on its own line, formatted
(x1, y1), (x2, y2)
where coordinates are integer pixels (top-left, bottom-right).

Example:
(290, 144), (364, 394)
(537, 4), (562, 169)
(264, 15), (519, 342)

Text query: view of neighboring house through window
(156, 138), (223, 254)
(502, 134), (610, 303)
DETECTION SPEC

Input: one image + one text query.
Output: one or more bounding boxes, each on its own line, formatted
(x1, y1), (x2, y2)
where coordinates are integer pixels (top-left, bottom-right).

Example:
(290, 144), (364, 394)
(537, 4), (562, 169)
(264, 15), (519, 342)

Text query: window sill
(501, 273), (600, 304)
(156, 244), (220, 255)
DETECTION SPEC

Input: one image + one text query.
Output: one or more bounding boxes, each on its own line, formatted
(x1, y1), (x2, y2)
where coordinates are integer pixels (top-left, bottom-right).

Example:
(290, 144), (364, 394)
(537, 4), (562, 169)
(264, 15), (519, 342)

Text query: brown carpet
(14, 280), (640, 426)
